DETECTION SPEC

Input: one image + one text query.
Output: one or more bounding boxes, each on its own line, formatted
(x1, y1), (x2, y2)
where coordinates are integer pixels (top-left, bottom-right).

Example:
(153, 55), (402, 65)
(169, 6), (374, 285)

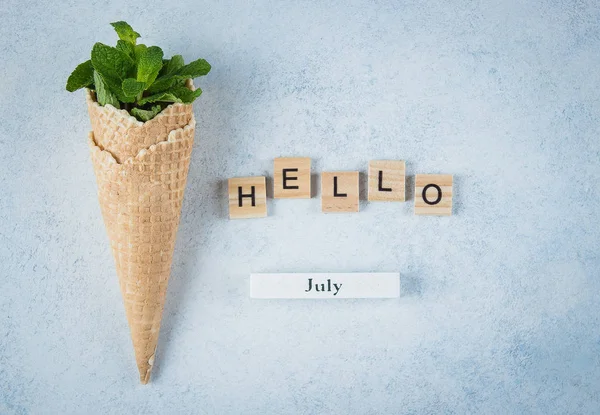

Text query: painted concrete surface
(1, 0), (599, 413)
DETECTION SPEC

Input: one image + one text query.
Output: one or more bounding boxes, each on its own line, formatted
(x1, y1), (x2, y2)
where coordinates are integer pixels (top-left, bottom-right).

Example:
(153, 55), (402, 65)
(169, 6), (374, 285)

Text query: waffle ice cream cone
(87, 88), (196, 384)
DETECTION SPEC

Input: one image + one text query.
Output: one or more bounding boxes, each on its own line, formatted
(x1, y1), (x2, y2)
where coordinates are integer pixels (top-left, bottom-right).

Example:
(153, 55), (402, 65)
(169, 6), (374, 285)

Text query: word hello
(228, 158), (453, 219)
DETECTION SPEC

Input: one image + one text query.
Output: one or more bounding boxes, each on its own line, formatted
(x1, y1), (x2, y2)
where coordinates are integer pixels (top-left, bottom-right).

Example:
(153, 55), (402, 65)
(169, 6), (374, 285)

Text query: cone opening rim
(85, 79), (196, 127)
(89, 116), (195, 167)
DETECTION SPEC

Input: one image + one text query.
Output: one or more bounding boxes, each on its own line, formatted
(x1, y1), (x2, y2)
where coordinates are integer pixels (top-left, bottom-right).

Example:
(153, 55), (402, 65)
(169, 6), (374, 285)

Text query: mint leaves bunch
(66, 22), (211, 121)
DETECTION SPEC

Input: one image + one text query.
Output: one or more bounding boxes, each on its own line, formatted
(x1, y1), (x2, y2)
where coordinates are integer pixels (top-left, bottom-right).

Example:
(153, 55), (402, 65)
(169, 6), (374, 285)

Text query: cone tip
(139, 365), (152, 385)
(138, 354), (155, 385)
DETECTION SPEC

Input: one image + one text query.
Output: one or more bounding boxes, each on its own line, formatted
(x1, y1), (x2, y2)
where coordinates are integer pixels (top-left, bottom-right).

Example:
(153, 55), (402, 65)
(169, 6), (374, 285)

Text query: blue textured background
(1, 0), (599, 413)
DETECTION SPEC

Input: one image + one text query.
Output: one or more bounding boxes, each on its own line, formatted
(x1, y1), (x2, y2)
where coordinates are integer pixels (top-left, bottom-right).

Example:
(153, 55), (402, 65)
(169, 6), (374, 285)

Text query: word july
(305, 278), (343, 296)
(228, 158), (453, 219)
(250, 273), (400, 299)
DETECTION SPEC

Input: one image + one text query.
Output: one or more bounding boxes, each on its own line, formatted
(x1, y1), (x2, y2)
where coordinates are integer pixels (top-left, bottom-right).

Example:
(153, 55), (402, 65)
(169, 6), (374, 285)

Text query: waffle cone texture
(87, 88), (195, 384)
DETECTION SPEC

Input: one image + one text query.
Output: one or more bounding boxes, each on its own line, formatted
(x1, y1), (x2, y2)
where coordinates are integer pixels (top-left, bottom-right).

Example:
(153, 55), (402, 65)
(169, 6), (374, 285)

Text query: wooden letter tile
(228, 176), (267, 219)
(414, 174), (453, 216)
(321, 172), (359, 213)
(368, 160), (406, 202)
(274, 157), (311, 199)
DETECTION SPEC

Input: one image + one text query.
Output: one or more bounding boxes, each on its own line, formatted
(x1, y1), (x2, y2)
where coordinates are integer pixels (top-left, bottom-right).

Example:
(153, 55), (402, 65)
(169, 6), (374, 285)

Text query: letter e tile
(274, 157), (311, 199)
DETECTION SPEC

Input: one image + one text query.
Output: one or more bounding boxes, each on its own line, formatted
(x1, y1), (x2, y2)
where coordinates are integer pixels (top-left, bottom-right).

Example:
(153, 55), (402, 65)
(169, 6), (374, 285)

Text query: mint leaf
(145, 76), (178, 94)
(136, 46), (163, 86)
(146, 56), (205, 94)
(116, 40), (135, 59)
(91, 42), (135, 87)
(134, 44), (147, 62)
(175, 58), (211, 78)
(110, 21), (140, 45)
(93, 71), (120, 108)
(158, 59), (170, 77)
(148, 77), (190, 94)
(171, 86), (202, 103)
(66, 60), (94, 92)
(131, 105), (163, 122)
(122, 78), (145, 97)
(165, 55), (185, 76)
(138, 92), (182, 106)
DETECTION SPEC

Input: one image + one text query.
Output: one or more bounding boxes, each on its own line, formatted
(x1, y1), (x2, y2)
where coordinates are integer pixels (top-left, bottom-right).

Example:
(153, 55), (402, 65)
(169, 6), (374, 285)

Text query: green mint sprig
(66, 21), (210, 121)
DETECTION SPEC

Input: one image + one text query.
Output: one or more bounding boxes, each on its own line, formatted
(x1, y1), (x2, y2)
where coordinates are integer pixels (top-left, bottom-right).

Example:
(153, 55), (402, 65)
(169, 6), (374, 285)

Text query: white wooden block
(250, 273), (400, 299)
